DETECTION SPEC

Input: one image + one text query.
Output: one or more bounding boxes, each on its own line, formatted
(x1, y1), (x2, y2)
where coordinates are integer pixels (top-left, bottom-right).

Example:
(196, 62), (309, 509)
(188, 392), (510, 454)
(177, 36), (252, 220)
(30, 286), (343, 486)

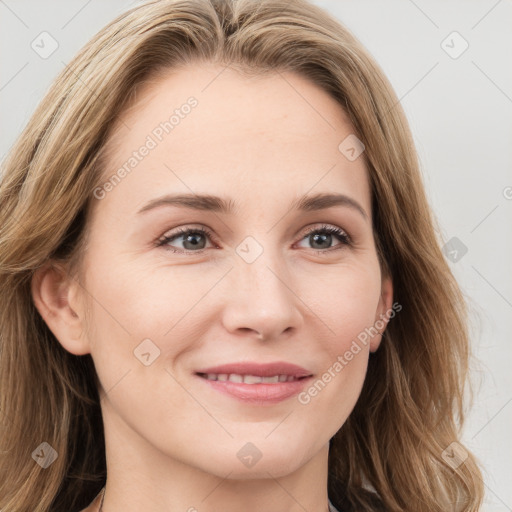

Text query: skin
(32, 62), (393, 512)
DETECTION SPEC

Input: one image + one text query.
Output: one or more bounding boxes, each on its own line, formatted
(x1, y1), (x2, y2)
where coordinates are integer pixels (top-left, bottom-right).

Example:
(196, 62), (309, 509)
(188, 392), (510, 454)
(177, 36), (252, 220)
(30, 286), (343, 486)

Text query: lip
(196, 361), (312, 378)
(194, 361), (314, 405)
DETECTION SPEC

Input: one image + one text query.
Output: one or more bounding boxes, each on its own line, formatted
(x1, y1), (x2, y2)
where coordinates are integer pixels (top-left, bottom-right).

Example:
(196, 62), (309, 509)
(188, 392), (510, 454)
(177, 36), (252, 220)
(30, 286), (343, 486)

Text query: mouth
(196, 373), (309, 383)
(194, 362), (314, 404)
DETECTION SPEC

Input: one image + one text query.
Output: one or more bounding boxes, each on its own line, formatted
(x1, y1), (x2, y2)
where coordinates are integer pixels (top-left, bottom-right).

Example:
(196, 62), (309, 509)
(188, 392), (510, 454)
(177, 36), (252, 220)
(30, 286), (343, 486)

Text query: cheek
(295, 275), (379, 439)
(292, 262), (381, 412)
(299, 261), (382, 352)
(82, 254), (229, 390)
(84, 249), (216, 335)
(83, 262), (202, 430)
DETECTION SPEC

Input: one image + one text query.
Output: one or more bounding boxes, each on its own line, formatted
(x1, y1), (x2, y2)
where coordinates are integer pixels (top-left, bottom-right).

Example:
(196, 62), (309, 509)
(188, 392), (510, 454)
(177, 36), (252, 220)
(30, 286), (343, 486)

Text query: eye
(156, 226), (216, 254)
(296, 224), (351, 253)
(156, 223), (351, 255)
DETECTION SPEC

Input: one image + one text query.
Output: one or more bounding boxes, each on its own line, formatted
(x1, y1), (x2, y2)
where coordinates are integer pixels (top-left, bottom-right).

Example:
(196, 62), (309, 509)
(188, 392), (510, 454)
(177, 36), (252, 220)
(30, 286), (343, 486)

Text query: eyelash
(156, 226), (216, 256)
(156, 224), (352, 255)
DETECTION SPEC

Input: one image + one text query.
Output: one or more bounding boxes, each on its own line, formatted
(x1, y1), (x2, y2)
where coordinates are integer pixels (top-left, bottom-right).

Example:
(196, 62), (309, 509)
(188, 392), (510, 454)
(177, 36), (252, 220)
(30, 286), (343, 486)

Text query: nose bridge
(235, 237), (291, 307)
(221, 235), (302, 338)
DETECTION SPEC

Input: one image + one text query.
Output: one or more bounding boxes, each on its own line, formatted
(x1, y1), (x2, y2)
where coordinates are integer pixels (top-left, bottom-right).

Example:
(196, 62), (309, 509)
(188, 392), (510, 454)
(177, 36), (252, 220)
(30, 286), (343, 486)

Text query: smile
(197, 373), (307, 384)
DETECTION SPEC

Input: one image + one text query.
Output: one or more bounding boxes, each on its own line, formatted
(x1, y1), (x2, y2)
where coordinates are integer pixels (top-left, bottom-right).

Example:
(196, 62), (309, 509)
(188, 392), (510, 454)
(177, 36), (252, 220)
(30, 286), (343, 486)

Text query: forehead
(94, 62), (370, 218)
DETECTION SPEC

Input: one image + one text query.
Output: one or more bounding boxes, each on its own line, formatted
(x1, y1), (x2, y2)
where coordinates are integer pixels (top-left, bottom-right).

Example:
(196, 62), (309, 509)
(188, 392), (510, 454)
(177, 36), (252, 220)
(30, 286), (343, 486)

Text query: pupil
(184, 233), (205, 250)
(181, 232), (334, 251)
(311, 233), (331, 249)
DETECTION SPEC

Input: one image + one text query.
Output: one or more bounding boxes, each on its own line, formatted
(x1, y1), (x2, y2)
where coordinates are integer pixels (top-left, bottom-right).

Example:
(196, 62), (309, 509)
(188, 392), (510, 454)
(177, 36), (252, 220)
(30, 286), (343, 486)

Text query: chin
(205, 458), (305, 481)
(193, 439), (314, 480)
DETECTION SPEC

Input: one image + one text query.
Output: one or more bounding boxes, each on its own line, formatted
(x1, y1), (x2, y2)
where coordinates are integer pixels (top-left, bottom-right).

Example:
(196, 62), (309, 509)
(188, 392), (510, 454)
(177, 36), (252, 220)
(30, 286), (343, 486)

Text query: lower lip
(196, 375), (312, 404)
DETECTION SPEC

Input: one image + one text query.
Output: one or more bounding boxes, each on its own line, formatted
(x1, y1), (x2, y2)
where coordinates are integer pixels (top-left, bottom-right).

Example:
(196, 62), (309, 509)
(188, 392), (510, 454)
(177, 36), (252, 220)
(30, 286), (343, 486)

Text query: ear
(370, 273), (394, 353)
(31, 261), (91, 356)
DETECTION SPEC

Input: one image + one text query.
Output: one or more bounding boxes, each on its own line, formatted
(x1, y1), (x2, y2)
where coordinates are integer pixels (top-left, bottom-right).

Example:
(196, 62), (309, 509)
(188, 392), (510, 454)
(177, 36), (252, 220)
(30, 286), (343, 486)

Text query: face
(39, 63), (393, 479)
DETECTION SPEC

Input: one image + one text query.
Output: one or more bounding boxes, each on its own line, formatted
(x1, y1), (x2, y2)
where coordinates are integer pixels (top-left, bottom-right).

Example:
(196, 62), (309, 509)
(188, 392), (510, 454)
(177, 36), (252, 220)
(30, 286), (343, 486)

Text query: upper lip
(195, 361), (313, 378)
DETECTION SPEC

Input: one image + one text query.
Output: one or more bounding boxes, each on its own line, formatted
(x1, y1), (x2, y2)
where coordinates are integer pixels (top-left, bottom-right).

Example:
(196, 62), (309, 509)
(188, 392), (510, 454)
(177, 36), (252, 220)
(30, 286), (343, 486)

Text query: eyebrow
(137, 192), (368, 220)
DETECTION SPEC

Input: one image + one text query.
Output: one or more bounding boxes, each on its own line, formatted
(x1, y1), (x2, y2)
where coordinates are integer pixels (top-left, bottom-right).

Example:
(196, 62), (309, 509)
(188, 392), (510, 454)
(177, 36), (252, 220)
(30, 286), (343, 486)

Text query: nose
(220, 248), (304, 341)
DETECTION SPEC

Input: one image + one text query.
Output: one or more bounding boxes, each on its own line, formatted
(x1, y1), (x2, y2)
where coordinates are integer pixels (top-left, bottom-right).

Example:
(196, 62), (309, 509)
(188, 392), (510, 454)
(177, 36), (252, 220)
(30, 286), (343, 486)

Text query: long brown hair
(0, 0), (484, 510)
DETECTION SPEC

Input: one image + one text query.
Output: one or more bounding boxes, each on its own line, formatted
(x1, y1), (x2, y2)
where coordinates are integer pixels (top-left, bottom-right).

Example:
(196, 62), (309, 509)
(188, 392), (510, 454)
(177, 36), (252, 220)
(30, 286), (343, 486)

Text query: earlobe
(370, 275), (394, 353)
(31, 262), (90, 356)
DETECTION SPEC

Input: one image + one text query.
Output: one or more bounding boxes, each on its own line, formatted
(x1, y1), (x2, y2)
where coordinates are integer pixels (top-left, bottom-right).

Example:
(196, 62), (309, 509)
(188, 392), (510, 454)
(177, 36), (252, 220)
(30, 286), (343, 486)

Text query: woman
(0, 0), (484, 510)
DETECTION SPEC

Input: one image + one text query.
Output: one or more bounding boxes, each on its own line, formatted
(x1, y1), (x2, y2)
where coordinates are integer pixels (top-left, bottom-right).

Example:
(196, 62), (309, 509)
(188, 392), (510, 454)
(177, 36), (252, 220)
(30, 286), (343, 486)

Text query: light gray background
(1, 0), (511, 510)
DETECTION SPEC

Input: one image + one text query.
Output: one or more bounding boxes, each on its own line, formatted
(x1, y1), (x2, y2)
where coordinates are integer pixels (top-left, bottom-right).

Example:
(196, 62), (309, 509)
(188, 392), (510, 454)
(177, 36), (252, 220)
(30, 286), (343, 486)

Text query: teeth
(202, 373), (300, 384)
(243, 374), (263, 384)
(261, 375), (279, 383)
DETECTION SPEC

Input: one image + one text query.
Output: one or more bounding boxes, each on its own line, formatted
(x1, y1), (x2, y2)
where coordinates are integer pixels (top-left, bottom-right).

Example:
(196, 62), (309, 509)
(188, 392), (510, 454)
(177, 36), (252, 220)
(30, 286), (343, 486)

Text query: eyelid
(156, 222), (352, 254)
(157, 224), (215, 243)
(156, 225), (218, 253)
(295, 223), (352, 252)
(300, 223), (350, 241)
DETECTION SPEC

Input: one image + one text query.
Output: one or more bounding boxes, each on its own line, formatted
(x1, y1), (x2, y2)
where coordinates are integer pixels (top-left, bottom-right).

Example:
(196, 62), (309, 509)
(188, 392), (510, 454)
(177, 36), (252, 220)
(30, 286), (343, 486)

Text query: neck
(99, 404), (331, 512)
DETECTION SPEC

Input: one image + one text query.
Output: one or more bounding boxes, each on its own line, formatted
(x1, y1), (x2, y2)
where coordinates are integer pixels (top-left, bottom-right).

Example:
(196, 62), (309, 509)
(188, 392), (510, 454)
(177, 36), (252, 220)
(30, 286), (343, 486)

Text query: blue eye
(156, 223), (351, 255)
(157, 226), (215, 254)
(297, 224), (351, 253)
